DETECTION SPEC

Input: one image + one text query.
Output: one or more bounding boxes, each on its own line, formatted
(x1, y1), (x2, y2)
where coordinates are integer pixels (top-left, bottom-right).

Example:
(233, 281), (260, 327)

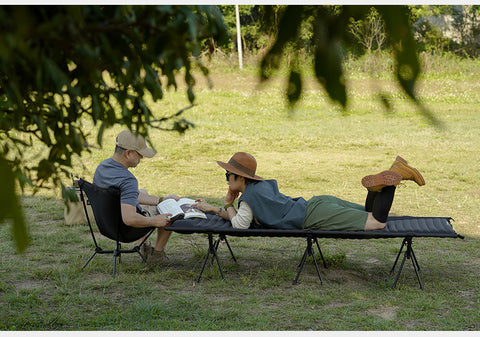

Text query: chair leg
(112, 242), (122, 277)
(82, 248), (100, 269)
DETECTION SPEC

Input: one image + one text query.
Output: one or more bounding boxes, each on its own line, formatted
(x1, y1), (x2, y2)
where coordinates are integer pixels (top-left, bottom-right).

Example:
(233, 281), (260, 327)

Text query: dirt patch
(367, 305), (399, 320)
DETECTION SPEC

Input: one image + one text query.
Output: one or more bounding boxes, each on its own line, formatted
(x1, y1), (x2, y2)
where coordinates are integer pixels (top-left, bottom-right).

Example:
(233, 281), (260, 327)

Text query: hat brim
(138, 148), (157, 158)
(216, 161), (264, 181)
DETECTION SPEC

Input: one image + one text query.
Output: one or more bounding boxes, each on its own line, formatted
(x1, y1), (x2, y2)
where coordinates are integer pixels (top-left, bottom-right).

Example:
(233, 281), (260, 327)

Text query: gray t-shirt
(93, 158), (141, 212)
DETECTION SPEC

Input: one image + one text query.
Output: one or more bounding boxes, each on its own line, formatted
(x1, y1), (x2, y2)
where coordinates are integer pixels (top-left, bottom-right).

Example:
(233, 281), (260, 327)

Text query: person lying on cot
(194, 152), (425, 231)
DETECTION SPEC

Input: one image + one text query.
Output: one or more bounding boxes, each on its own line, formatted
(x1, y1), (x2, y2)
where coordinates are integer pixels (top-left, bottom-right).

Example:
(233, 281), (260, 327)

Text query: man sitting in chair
(93, 129), (179, 265)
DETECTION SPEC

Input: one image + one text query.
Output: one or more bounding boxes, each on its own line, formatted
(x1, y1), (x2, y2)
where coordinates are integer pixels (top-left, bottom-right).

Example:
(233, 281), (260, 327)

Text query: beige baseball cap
(116, 130), (157, 158)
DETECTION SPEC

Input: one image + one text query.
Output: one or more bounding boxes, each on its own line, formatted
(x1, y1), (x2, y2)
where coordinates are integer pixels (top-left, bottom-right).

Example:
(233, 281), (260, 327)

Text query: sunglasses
(225, 171), (236, 181)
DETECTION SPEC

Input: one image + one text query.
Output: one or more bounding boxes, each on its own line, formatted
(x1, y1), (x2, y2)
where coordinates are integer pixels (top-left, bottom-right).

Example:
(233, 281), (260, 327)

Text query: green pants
(302, 195), (368, 231)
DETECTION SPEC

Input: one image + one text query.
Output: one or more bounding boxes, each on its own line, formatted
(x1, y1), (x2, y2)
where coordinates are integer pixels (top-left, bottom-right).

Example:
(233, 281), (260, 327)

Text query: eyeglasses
(225, 171), (235, 181)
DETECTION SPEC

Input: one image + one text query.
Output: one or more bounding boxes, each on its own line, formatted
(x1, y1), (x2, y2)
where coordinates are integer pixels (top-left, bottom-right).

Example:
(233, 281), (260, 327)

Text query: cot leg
(196, 233), (225, 283)
(211, 235), (236, 263)
(293, 238), (323, 285)
(391, 237), (424, 290)
(212, 236), (221, 264)
(410, 245), (421, 272)
(390, 238), (407, 273)
(221, 235), (237, 262)
(314, 238), (328, 269)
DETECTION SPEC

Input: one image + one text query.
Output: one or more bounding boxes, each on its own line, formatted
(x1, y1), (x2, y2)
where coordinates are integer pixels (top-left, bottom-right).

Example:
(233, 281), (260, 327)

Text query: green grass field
(0, 54), (479, 330)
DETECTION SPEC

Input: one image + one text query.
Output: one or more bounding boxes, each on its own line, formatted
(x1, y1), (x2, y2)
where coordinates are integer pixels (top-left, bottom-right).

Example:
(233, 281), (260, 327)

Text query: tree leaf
(260, 6), (304, 81)
(377, 5), (419, 100)
(0, 156), (28, 253)
(287, 69), (302, 106)
(314, 40), (347, 108)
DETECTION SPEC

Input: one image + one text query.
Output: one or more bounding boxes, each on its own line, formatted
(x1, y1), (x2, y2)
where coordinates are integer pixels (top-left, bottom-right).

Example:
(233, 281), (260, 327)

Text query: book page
(178, 198), (207, 219)
(156, 198), (183, 218)
(177, 198), (196, 206)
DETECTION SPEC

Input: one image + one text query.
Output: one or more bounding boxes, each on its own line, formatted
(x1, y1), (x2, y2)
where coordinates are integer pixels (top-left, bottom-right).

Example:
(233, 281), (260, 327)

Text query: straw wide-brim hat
(216, 152), (263, 181)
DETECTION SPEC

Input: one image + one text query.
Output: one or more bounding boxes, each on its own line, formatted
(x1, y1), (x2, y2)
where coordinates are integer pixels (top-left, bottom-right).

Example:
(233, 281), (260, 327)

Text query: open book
(156, 198), (207, 220)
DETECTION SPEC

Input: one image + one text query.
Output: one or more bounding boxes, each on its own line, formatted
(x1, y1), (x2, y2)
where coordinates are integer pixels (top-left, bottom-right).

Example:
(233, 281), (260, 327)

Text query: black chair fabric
(78, 179), (155, 275)
(79, 179), (151, 242)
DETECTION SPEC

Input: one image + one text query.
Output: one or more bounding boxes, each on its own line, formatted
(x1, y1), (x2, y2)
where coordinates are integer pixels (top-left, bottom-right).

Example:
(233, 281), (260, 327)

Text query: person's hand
(225, 187), (239, 204)
(151, 214), (172, 228)
(194, 198), (212, 212)
(163, 194), (180, 201)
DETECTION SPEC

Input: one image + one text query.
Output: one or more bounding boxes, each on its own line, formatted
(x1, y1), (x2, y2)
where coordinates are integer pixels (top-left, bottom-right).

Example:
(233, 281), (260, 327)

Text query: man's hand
(150, 214), (172, 228)
(122, 203), (172, 228)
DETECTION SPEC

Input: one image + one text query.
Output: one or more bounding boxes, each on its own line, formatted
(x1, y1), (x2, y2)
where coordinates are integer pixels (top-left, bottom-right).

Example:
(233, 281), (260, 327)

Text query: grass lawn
(0, 55), (479, 330)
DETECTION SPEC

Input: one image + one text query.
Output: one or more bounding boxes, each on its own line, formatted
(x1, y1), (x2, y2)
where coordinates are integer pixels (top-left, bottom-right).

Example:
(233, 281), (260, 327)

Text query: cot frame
(166, 216), (463, 289)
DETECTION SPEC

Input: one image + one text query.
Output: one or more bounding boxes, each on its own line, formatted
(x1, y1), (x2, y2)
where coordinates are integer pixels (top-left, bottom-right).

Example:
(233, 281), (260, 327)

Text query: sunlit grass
(2, 54), (478, 330)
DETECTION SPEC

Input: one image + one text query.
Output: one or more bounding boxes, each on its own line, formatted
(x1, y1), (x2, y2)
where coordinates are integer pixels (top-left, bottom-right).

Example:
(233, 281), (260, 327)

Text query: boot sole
(362, 171), (402, 192)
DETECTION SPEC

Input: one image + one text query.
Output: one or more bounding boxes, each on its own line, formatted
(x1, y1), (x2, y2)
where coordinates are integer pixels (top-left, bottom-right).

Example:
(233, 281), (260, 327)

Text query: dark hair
(233, 174), (257, 185)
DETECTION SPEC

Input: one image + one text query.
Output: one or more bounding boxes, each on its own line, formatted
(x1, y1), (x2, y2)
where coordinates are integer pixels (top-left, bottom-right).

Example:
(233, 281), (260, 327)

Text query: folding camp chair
(78, 179), (155, 276)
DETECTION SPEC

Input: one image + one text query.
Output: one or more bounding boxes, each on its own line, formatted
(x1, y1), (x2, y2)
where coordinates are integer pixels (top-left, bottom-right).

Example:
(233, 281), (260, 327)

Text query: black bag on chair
(78, 179), (155, 275)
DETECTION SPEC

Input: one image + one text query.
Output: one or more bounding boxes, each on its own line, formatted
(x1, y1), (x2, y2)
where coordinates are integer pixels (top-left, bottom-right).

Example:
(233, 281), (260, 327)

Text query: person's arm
(194, 199), (253, 229)
(138, 189), (179, 206)
(121, 203), (171, 228)
(229, 201), (253, 229)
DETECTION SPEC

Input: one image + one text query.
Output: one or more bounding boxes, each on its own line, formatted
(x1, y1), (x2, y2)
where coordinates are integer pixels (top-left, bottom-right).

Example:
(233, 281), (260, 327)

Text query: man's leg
(138, 204), (172, 263)
(154, 228), (172, 251)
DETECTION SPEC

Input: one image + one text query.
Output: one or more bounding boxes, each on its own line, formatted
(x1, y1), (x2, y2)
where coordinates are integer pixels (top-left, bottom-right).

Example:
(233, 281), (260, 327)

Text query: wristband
(223, 203), (234, 210)
(217, 207), (222, 215)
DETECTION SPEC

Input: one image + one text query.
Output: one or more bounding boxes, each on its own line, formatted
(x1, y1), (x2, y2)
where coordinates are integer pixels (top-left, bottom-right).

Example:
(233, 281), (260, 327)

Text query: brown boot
(140, 240), (153, 260)
(390, 156), (425, 186)
(362, 170), (402, 192)
(147, 249), (171, 266)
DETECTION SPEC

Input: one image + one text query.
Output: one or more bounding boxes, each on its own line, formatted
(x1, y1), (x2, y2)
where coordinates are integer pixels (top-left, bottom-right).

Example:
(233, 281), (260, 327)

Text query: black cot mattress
(167, 214), (462, 239)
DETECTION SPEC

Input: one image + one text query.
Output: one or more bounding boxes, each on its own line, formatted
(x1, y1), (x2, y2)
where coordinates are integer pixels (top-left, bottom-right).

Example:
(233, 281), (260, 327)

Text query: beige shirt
(231, 201), (254, 229)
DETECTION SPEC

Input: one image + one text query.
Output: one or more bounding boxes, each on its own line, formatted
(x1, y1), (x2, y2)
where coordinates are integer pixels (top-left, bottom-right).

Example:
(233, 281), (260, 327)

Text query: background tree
(1, 5), (426, 252)
(258, 5), (433, 120)
(409, 5), (454, 54)
(349, 7), (386, 55)
(218, 5), (275, 53)
(451, 5), (480, 57)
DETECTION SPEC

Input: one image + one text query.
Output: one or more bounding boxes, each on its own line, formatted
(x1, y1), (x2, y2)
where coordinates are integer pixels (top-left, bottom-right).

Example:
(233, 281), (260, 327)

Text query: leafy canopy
(0, 5), (228, 252)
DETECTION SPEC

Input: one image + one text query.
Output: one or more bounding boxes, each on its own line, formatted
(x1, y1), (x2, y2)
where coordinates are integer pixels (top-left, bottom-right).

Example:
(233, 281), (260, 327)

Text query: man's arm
(138, 189), (179, 206)
(121, 203), (171, 228)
